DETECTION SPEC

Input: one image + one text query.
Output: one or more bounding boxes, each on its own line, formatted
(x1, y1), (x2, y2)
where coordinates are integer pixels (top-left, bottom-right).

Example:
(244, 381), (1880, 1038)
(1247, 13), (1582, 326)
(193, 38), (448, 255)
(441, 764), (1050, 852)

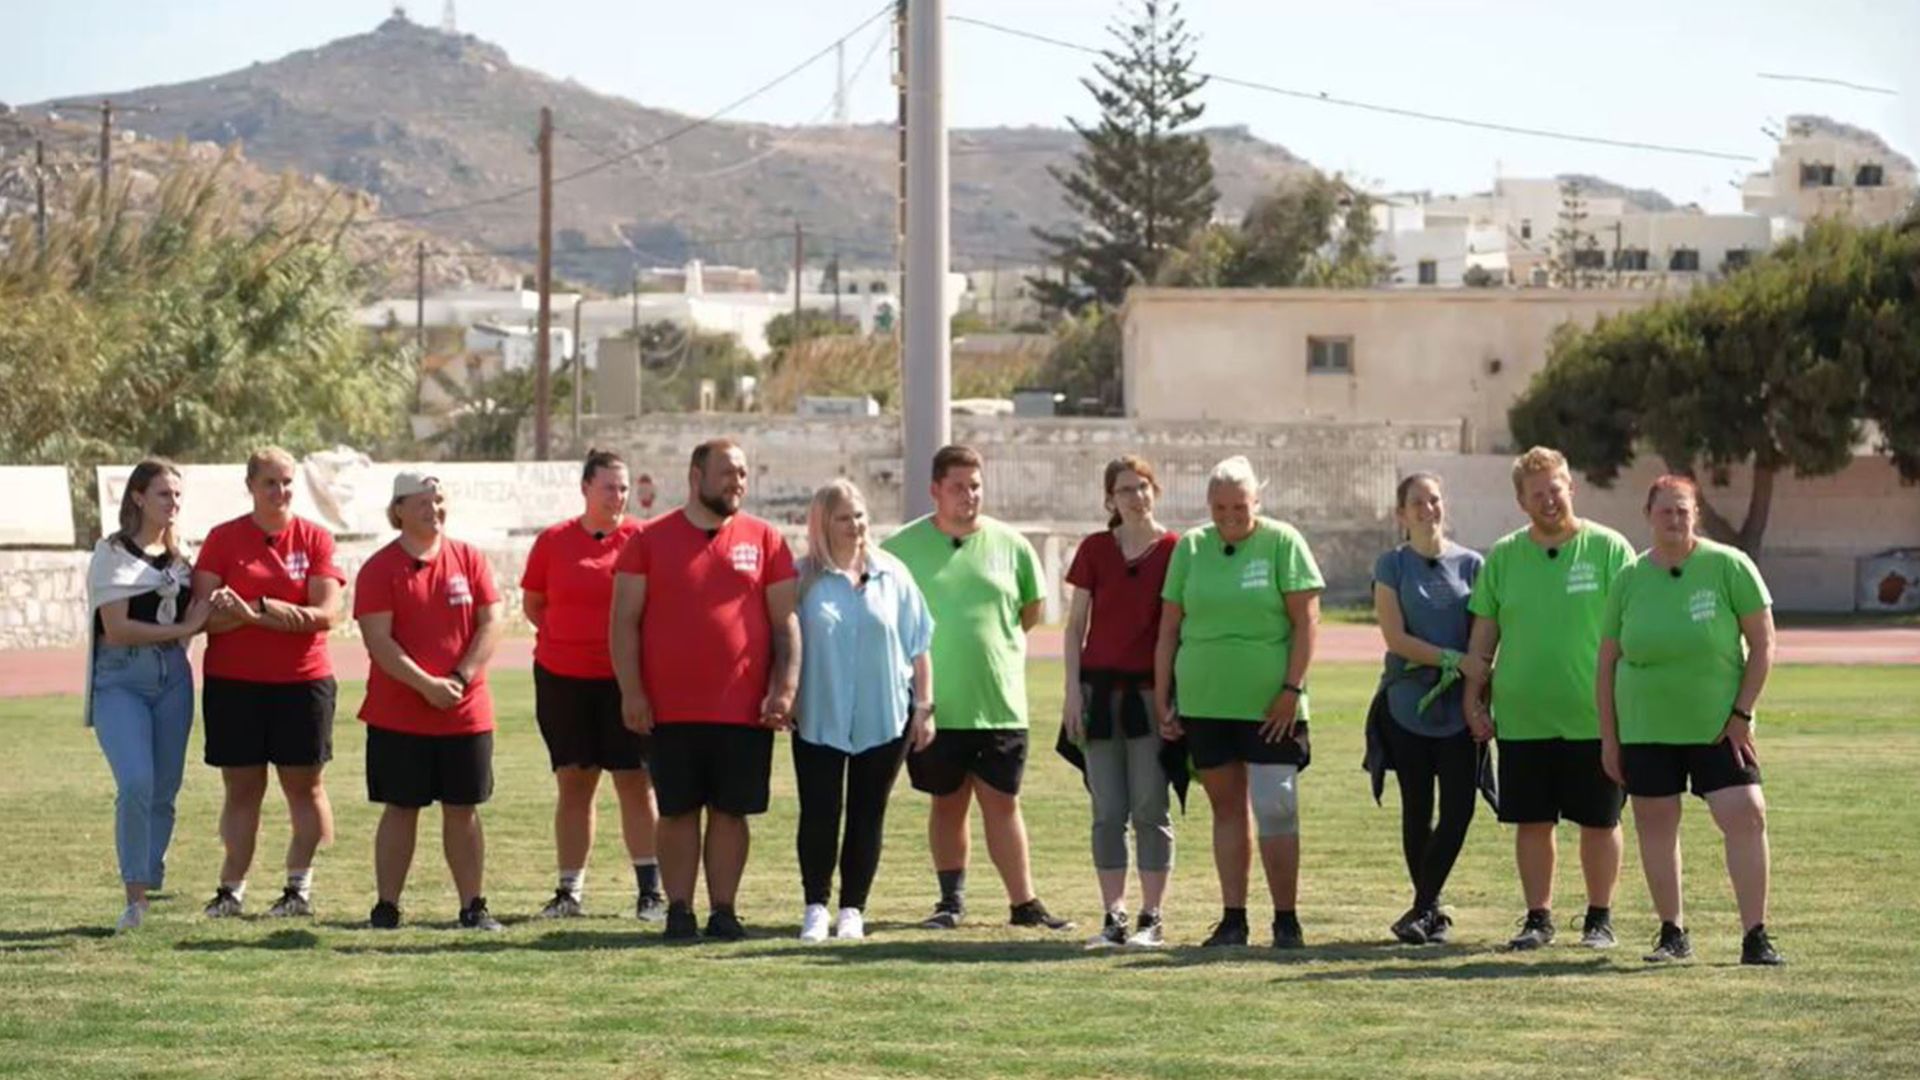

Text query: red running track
(3, 624), (1913, 700)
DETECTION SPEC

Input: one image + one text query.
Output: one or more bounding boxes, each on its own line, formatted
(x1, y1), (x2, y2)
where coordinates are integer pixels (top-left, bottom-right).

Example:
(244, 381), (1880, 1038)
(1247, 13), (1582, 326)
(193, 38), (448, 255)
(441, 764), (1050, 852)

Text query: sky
(5, 0), (1916, 214)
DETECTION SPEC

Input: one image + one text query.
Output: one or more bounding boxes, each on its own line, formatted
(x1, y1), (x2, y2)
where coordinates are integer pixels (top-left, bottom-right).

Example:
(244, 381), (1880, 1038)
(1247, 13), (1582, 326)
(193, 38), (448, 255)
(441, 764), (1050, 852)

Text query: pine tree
(1032, 0), (1217, 312)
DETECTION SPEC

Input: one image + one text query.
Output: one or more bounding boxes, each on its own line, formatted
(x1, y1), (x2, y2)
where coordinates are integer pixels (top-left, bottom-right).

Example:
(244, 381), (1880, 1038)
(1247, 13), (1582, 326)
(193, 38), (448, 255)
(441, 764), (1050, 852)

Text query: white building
(1742, 115), (1918, 232)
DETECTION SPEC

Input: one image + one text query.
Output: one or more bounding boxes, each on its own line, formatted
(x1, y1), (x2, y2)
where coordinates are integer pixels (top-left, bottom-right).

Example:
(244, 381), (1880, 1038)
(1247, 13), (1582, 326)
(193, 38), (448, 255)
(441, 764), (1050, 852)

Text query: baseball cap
(390, 471), (440, 499)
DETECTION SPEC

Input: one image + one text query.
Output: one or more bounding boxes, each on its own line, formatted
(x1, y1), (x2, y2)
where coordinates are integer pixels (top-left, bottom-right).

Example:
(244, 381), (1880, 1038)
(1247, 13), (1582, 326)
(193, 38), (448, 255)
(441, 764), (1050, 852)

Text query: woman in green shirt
(1597, 475), (1783, 966)
(1154, 456), (1324, 949)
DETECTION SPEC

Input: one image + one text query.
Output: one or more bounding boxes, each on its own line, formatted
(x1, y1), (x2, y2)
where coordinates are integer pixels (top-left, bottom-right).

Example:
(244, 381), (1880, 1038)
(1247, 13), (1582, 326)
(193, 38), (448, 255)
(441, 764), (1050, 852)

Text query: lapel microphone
(413, 559), (427, 571)
(1670, 566), (1683, 578)
(1223, 544), (1237, 556)
(592, 531), (606, 542)
(1126, 565), (1139, 577)
(1547, 547), (1560, 559)
(951, 536), (964, 550)
(706, 528), (719, 540)
(859, 572), (871, 586)
(1426, 557), (1440, 569)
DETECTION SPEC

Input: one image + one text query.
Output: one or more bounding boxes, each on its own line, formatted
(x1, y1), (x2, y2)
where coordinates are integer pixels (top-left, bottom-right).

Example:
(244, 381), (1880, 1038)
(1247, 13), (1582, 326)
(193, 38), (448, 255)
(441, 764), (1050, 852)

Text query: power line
(352, 1), (895, 228)
(949, 14), (1757, 163)
(1757, 72), (1898, 96)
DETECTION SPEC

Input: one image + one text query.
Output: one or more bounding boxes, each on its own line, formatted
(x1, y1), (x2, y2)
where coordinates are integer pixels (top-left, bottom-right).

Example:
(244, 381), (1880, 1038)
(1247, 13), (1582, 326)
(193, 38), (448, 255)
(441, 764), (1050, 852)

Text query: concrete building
(959, 264), (1051, 328)
(1743, 116), (1918, 230)
(1121, 287), (1660, 451)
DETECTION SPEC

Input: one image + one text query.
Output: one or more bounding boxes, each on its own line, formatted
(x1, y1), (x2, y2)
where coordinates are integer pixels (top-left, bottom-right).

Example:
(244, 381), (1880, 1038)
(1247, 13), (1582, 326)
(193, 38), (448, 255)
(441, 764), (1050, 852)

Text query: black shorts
(1622, 741), (1761, 799)
(365, 727), (494, 808)
(534, 664), (650, 772)
(907, 729), (1029, 796)
(203, 676), (336, 768)
(650, 723), (774, 817)
(1496, 737), (1623, 827)
(1184, 717), (1312, 771)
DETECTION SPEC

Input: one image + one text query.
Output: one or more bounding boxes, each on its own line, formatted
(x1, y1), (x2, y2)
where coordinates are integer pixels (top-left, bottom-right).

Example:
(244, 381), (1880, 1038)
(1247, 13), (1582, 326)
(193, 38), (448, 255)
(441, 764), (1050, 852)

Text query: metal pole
(792, 220), (805, 346)
(415, 241), (427, 355)
(903, 0), (950, 521)
(572, 297), (584, 448)
(98, 99), (112, 209)
(33, 139), (47, 252)
(534, 106), (554, 461)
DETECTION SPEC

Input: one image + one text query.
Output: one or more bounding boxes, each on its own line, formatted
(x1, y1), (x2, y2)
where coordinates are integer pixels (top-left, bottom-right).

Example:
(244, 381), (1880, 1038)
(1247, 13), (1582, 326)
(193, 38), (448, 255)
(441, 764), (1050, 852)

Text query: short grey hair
(1208, 455), (1262, 494)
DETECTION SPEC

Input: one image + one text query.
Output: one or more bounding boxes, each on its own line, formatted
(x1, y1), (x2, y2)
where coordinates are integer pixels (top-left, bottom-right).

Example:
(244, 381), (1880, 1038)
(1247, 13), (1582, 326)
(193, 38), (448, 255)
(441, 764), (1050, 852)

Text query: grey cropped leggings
(1086, 728), (1174, 873)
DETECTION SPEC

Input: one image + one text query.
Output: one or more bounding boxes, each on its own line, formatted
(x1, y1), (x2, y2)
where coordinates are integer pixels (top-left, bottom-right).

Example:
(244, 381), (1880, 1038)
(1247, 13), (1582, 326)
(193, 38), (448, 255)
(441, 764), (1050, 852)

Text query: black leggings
(1383, 722), (1478, 911)
(793, 734), (908, 909)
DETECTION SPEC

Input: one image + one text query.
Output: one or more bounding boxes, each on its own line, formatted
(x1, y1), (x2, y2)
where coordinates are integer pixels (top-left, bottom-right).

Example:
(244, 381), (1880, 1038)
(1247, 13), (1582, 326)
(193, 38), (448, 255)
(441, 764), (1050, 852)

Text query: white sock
(558, 869), (585, 898)
(1107, 900), (1126, 916)
(286, 869), (312, 899)
(222, 880), (247, 901)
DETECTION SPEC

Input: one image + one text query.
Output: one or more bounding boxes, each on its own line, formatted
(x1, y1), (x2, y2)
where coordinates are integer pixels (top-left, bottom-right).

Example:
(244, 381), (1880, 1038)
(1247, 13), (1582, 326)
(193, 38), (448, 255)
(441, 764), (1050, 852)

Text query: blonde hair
(1208, 455), (1262, 494)
(1510, 446), (1571, 495)
(801, 478), (867, 589)
(245, 446), (297, 482)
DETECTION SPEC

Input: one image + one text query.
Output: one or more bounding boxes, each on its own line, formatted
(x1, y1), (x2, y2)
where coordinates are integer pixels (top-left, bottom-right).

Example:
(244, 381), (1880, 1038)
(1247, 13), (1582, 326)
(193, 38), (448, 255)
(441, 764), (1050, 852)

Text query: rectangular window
(1614, 248), (1650, 272)
(1800, 162), (1837, 188)
(1520, 219), (1533, 240)
(1417, 260), (1438, 285)
(1307, 336), (1353, 374)
(1857, 164), (1885, 187)
(1670, 248), (1701, 272)
(1723, 249), (1752, 271)
(1573, 248), (1607, 270)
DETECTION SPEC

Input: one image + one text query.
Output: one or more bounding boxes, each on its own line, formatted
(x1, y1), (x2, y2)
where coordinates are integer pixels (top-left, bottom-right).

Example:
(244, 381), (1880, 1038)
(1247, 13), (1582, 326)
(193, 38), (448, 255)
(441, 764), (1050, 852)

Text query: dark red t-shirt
(1065, 530), (1178, 675)
(353, 538), (500, 735)
(521, 516), (643, 680)
(195, 515), (345, 683)
(613, 510), (796, 727)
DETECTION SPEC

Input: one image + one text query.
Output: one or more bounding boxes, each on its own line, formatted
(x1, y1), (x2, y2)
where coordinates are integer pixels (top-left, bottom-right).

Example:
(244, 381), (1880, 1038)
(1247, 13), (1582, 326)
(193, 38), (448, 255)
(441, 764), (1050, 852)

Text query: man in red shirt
(353, 472), (505, 931)
(610, 439), (801, 941)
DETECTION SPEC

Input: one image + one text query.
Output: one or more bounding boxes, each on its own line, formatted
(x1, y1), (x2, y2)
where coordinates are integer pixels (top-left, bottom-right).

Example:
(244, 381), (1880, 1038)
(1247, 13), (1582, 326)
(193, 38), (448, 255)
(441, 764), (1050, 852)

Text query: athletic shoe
(1127, 912), (1165, 949)
(1390, 906), (1429, 945)
(705, 908), (748, 942)
(799, 903), (831, 943)
(115, 901), (146, 933)
(919, 900), (964, 930)
(1085, 910), (1129, 949)
(265, 888), (312, 918)
(663, 903), (700, 942)
(1741, 925), (1785, 966)
(537, 889), (583, 919)
(1577, 912), (1617, 949)
(203, 886), (243, 919)
(834, 907), (866, 941)
(1201, 918), (1249, 948)
(458, 897), (502, 932)
(1271, 912), (1306, 950)
(1506, 911), (1555, 951)
(1419, 910), (1454, 945)
(636, 890), (667, 923)
(368, 900), (402, 930)
(1010, 898), (1074, 931)
(1644, 922), (1692, 963)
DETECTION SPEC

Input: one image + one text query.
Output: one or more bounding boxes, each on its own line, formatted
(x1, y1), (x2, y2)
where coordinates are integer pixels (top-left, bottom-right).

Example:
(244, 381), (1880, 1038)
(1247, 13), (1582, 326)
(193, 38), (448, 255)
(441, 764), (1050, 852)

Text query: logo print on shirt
(730, 543), (761, 575)
(284, 551), (309, 583)
(1240, 557), (1271, 590)
(447, 572), (474, 607)
(1566, 561), (1600, 595)
(1688, 588), (1718, 623)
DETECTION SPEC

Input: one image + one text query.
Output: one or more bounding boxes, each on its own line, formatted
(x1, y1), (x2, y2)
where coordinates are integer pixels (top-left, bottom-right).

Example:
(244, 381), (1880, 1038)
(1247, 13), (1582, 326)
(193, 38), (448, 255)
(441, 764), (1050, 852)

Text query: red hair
(1644, 474), (1701, 513)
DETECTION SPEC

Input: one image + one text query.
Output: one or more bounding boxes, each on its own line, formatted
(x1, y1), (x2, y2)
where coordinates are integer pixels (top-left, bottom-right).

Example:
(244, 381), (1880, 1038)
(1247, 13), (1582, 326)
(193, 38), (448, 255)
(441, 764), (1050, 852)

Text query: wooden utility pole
(534, 106), (554, 461)
(571, 297), (584, 447)
(33, 139), (47, 251)
(792, 221), (805, 347)
(98, 99), (112, 208)
(415, 241), (427, 355)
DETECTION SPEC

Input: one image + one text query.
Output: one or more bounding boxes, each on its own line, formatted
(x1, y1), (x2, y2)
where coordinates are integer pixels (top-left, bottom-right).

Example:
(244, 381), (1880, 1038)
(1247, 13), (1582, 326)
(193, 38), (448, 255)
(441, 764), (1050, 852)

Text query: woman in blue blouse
(792, 479), (935, 942)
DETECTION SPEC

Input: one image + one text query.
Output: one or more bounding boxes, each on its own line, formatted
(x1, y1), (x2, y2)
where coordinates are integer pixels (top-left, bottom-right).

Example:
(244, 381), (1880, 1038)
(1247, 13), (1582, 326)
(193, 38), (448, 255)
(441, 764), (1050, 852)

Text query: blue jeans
(91, 643), (195, 887)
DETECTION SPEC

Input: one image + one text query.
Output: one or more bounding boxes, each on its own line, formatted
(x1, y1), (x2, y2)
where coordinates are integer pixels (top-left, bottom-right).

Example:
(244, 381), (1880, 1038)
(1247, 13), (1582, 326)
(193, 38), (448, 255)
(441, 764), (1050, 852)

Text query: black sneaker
(1271, 912), (1305, 950)
(663, 902), (700, 941)
(1507, 910), (1555, 951)
(537, 889), (583, 919)
(203, 886), (243, 919)
(1127, 911), (1165, 948)
(1643, 922), (1692, 962)
(919, 900), (964, 930)
(1085, 909), (1129, 949)
(704, 908), (748, 942)
(1010, 898), (1074, 931)
(458, 897), (502, 931)
(368, 900), (402, 930)
(1577, 911), (1617, 949)
(265, 888), (312, 918)
(1390, 906), (1429, 945)
(1419, 909), (1454, 945)
(1201, 918), (1249, 948)
(1741, 924), (1785, 966)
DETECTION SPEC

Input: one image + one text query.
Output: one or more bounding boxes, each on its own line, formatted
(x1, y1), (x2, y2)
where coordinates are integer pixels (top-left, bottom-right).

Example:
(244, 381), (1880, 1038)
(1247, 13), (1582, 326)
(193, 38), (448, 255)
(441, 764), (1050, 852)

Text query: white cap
(390, 470), (440, 499)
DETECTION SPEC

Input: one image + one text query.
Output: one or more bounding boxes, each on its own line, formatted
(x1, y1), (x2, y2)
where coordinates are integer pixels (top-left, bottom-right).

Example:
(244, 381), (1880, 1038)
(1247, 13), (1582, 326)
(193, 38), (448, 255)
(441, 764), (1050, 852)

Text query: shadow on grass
(176, 929), (321, 952)
(1293, 954), (1617, 982)
(0, 926), (114, 943)
(331, 928), (660, 954)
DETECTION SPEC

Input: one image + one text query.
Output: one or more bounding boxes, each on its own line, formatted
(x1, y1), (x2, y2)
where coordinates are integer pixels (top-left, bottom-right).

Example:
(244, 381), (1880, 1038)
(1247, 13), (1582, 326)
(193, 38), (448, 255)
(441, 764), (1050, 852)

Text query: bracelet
(1730, 706), (1753, 722)
(450, 671), (470, 690)
(1281, 682), (1306, 697)
(255, 597), (268, 616)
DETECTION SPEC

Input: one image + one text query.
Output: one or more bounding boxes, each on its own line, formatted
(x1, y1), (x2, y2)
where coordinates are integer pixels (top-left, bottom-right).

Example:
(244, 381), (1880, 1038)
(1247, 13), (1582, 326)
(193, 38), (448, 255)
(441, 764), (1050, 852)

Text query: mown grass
(2, 662), (1917, 1079)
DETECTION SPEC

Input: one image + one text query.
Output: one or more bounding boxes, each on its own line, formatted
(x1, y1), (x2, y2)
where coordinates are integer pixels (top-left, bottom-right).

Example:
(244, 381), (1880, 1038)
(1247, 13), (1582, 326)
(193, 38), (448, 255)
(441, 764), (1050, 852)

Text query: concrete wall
(1123, 288), (1661, 451)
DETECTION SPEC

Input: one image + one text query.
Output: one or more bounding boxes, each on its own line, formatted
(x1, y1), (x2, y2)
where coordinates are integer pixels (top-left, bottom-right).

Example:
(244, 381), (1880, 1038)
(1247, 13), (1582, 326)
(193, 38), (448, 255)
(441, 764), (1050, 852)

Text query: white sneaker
(799, 903), (831, 943)
(115, 901), (147, 933)
(834, 907), (866, 941)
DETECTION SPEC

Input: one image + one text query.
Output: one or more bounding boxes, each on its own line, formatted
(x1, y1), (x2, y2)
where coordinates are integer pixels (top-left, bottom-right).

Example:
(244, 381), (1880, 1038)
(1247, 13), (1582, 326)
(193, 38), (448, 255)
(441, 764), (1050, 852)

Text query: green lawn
(3, 662), (1917, 1079)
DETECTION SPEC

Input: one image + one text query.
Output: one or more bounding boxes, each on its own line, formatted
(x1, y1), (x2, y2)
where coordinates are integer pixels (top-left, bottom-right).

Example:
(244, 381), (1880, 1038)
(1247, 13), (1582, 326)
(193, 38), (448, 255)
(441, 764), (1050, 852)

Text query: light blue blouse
(795, 550), (935, 754)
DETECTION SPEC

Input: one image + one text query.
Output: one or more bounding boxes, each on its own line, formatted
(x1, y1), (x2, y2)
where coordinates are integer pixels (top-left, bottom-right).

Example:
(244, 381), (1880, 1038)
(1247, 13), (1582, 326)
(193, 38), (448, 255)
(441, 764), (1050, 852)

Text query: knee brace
(1249, 764), (1299, 838)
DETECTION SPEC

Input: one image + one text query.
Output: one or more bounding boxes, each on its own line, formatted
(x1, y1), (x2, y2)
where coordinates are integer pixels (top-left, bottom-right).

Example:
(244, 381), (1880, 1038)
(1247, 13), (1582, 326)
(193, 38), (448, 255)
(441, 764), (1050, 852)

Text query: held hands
(1154, 697), (1183, 740)
(1259, 687), (1301, 745)
(760, 689), (796, 732)
(1458, 652), (1492, 682)
(421, 677), (464, 711)
(1718, 713), (1760, 770)
(1465, 704), (1495, 744)
(621, 692), (655, 735)
(908, 705), (937, 752)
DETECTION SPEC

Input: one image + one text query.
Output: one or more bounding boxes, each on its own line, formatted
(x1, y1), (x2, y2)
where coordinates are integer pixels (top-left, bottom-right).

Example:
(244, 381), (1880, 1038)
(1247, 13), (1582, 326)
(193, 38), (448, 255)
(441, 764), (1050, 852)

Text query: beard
(699, 490), (739, 519)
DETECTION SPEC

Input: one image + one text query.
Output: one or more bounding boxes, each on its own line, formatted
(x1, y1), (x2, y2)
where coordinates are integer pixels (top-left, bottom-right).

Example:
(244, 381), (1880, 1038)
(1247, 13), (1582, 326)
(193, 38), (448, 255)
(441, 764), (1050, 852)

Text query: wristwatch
(255, 597), (268, 616)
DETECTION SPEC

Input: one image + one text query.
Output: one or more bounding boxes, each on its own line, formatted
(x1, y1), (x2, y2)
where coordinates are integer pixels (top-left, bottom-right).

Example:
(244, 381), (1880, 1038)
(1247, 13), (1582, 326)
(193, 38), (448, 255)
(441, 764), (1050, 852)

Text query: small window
(1307, 336), (1353, 374)
(1857, 164), (1885, 187)
(1573, 248), (1607, 270)
(1723, 249), (1752, 272)
(1614, 248), (1650, 272)
(1520, 219), (1533, 240)
(1799, 162), (1837, 188)
(1417, 260), (1438, 285)
(1670, 248), (1701, 272)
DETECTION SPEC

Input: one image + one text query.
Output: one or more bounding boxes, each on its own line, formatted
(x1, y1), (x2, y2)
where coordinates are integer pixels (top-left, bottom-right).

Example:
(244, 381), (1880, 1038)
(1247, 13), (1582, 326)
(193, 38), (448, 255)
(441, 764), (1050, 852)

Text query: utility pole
(415, 241), (427, 355)
(830, 252), (842, 324)
(1608, 221), (1624, 287)
(33, 139), (47, 252)
(631, 267), (643, 415)
(792, 221), (805, 350)
(572, 297), (584, 448)
(903, 0), (951, 520)
(534, 106), (554, 461)
(98, 99), (112, 208)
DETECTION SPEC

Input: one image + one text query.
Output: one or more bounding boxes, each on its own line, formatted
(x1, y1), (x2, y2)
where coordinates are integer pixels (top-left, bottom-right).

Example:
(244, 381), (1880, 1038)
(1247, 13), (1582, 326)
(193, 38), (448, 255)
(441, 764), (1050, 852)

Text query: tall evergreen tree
(1033, 0), (1217, 312)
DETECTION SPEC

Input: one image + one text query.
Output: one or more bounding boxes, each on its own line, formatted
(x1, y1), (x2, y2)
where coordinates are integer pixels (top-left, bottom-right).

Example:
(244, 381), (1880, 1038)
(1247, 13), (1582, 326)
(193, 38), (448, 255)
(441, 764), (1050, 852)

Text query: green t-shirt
(1161, 518), (1324, 722)
(881, 516), (1043, 731)
(1467, 521), (1634, 741)
(1602, 538), (1771, 746)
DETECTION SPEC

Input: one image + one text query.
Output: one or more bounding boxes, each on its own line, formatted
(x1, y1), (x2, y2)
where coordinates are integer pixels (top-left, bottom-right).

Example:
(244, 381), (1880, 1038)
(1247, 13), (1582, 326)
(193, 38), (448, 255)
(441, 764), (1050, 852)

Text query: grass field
(3, 661), (1918, 1079)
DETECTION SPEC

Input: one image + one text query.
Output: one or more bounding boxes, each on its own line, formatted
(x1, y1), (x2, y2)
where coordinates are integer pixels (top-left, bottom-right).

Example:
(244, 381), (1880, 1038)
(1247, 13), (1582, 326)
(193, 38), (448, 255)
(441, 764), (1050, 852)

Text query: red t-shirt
(352, 538), (500, 735)
(613, 510), (796, 726)
(521, 516), (644, 680)
(1065, 530), (1178, 675)
(195, 515), (345, 683)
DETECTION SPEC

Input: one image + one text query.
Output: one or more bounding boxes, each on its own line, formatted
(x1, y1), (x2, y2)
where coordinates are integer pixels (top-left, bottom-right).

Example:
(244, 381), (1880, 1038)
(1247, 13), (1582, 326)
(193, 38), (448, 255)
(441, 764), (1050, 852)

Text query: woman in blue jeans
(86, 459), (211, 931)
